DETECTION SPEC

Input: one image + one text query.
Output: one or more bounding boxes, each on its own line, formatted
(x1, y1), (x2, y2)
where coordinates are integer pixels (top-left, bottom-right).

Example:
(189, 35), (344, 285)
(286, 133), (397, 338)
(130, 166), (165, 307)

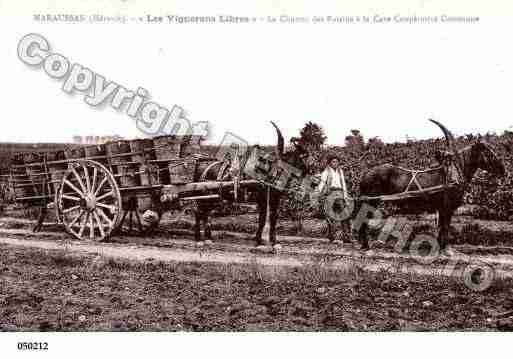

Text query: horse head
(270, 122), (314, 176)
(471, 139), (506, 177)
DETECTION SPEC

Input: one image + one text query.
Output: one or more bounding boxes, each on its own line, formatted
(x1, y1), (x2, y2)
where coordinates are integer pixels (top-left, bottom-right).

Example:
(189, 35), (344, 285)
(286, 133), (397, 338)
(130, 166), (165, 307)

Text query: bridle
(476, 142), (503, 176)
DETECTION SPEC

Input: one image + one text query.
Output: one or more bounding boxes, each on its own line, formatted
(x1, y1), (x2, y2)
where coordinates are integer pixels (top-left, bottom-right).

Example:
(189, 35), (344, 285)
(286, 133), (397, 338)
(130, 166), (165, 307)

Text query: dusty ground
(1, 243), (513, 331)
(1, 206), (513, 331)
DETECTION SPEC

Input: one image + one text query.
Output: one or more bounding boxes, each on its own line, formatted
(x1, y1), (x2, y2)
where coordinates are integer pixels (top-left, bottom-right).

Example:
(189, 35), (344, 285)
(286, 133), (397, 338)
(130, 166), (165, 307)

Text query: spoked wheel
(57, 160), (122, 241)
(117, 195), (162, 235)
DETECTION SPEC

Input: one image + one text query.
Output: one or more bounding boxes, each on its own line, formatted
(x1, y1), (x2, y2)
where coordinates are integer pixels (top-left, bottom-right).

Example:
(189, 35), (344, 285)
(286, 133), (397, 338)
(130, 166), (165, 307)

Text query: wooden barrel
(46, 150), (67, 195)
(84, 144), (107, 165)
(180, 135), (203, 157)
(64, 146), (85, 160)
(23, 152), (46, 197)
(11, 153), (34, 199)
(153, 135), (182, 159)
(106, 140), (139, 188)
(169, 159), (197, 185)
(130, 139), (155, 163)
(106, 140), (131, 165)
(153, 135), (180, 185)
(129, 139), (158, 186)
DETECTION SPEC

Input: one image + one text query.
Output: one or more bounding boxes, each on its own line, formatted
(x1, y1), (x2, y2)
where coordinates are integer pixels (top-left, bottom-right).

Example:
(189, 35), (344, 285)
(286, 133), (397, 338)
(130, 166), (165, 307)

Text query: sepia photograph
(0, 1), (512, 357)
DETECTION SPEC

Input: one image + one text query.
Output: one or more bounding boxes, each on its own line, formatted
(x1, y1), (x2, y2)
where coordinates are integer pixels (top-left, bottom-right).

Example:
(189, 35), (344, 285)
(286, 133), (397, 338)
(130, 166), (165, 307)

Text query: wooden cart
(3, 135), (259, 241)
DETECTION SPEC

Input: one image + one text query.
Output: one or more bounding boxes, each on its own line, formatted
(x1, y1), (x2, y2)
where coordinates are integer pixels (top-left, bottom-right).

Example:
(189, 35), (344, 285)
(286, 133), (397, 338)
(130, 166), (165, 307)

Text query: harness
(403, 169), (425, 193)
(396, 158), (461, 194)
(199, 160), (241, 201)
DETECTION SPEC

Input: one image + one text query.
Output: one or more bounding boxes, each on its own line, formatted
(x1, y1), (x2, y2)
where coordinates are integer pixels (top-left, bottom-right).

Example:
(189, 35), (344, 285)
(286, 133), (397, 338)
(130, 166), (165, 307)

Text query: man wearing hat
(315, 154), (352, 243)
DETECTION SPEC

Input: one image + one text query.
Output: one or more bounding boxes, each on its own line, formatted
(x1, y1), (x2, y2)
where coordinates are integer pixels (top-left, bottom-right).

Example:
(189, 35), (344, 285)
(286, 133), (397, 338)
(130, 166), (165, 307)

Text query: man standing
(315, 154), (352, 243)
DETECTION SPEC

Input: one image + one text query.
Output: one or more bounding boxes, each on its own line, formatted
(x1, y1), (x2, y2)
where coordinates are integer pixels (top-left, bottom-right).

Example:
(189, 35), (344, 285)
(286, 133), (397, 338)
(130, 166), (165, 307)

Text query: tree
(345, 129), (365, 150)
(282, 122), (326, 233)
(290, 121), (327, 151)
(368, 136), (384, 147)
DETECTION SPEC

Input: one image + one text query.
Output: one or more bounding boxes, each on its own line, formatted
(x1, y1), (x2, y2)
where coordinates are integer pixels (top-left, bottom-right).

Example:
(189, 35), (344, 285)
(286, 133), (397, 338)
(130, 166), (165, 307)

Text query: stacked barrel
(64, 147), (86, 160)
(9, 147), (80, 202)
(10, 153), (34, 200)
(130, 139), (158, 186)
(153, 134), (203, 185)
(129, 139), (158, 211)
(106, 140), (136, 189)
(6, 133), (204, 207)
(9, 149), (69, 202)
(101, 134), (204, 188)
(46, 150), (67, 195)
(84, 144), (107, 166)
(23, 152), (47, 198)
(180, 135), (203, 157)
(153, 135), (181, 185)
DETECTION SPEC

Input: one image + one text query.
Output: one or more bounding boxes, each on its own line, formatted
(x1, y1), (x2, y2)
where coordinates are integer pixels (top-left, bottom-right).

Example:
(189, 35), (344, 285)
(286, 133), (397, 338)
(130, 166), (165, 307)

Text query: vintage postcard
(0, 0), (512, 357)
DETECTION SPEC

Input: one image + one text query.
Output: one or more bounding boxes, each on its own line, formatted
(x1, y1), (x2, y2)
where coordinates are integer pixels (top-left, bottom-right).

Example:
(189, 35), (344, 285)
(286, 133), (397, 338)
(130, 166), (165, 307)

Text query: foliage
(345, 129), (365, 151)
(2, 126), (512, 222)
(290, 121), (327, 152)
(283, 128), (513, 222)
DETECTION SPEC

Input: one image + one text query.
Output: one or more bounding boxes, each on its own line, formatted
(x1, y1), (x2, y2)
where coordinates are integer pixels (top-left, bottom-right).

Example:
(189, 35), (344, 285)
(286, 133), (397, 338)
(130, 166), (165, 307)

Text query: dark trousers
(323, 188), (351, 242)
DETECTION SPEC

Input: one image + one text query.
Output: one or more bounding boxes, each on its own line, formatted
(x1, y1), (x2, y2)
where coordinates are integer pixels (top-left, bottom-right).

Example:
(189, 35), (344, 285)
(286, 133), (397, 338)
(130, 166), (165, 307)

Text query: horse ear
(475, 139), (487, 151)
(294, 142), (305, 152)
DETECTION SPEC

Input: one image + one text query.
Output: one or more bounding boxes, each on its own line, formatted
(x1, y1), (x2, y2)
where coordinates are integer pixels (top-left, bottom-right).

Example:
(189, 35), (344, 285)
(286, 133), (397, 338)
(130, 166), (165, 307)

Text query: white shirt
(318, 166), (348, 196)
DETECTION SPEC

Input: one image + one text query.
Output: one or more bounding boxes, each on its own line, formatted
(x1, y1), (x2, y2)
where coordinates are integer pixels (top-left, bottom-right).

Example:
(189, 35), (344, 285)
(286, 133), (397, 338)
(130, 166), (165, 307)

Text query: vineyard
(1, 129), (513, 221)
(275, 128), (513, 222)
(0, 129), (512, 332)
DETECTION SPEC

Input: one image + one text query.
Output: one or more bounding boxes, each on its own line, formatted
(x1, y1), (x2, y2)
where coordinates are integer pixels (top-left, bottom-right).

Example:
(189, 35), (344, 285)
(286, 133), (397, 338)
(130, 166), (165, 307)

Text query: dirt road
(1, 217), (512, 289)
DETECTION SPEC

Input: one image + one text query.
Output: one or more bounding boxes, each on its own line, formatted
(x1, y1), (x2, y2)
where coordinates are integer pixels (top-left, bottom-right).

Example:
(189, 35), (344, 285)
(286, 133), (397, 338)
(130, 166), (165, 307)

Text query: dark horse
(357, 120), (506, 252)
(193, 122), (313, 247)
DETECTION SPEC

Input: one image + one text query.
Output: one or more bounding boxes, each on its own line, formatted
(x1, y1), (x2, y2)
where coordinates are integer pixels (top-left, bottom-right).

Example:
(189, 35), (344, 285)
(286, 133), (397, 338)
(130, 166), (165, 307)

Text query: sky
(1, 1), (513, 145)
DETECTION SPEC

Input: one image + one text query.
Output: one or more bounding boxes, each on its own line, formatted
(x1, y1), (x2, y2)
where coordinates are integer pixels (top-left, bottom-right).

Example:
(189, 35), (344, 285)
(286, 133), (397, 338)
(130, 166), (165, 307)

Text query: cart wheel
(57, 160), (122, 241)
(117, 196), (162, 235)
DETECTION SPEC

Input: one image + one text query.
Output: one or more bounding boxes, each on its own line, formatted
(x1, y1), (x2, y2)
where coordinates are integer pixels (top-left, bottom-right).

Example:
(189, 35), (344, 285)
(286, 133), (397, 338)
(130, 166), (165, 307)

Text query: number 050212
(17, 342), (48, 350)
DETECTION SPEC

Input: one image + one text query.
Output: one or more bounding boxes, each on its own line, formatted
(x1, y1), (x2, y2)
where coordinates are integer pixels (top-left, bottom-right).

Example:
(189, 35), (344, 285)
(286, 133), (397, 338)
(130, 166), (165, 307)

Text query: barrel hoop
(200, 161), (223, 181)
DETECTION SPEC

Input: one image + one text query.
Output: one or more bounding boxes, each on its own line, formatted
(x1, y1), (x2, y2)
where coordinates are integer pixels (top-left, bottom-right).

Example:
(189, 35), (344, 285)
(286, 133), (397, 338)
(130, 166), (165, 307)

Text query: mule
(357, 120), (506, 252)
(193, 122), (314, 248)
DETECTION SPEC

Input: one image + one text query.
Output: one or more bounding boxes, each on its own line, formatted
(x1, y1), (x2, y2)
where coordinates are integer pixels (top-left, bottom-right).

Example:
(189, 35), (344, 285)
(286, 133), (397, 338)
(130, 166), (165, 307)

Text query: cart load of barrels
(7, 134), (204, 201)
(0, 134), (244, 241)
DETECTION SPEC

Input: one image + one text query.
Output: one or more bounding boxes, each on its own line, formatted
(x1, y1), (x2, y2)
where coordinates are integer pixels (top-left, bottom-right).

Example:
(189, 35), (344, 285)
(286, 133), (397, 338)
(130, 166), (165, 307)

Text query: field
(1, 205), (513, 331)
(1, 242), (513, 331)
